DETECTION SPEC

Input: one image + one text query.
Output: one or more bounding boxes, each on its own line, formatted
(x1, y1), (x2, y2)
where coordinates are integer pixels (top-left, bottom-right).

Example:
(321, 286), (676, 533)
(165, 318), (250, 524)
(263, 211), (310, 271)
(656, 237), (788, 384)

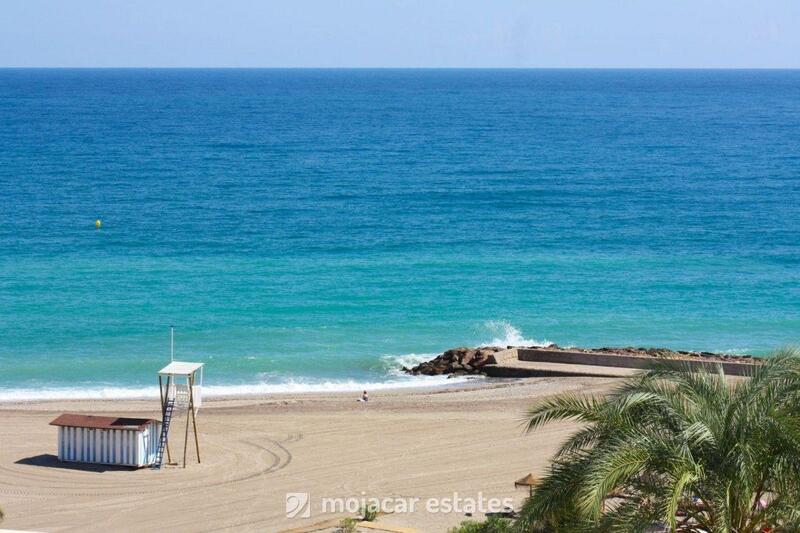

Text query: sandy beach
(0, 376), (620, 532)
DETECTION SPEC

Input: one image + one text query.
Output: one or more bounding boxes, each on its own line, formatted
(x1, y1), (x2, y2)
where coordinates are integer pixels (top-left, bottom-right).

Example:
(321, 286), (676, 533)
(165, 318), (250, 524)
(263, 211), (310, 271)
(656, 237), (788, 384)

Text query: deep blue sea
(1, 69), (799, 400)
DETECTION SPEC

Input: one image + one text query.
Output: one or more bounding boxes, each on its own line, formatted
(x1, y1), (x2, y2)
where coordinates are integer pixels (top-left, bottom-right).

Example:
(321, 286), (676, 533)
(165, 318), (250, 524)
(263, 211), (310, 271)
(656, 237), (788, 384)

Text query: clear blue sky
(1, 0), (798, 68)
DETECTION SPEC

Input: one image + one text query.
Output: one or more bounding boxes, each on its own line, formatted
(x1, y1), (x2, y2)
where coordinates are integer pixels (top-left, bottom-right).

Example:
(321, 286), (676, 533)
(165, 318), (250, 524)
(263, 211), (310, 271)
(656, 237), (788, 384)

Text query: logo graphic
(286, 492), (311, 518)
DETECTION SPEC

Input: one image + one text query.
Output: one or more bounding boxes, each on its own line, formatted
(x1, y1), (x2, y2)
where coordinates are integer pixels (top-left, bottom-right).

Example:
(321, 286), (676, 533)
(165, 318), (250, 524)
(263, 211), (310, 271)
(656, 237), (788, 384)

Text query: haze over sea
(1, 69), (799, 400)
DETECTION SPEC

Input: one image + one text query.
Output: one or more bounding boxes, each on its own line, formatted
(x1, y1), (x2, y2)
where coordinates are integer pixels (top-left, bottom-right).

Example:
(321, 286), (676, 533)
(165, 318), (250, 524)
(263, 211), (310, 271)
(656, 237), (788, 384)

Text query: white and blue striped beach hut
(50, 414), (161, 468)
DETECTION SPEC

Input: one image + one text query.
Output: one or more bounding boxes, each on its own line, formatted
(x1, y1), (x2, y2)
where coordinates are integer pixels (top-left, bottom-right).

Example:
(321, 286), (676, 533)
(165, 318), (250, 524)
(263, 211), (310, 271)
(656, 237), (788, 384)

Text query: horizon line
(1, 66), (799, 70)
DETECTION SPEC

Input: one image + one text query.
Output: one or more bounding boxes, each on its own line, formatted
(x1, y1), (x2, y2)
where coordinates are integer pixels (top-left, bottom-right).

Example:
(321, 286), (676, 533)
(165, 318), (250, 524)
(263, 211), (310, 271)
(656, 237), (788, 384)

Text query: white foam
(715, 348), (752, 355)
(0, 386), (158, 402)
(380, 352), (438, 377)
(0, 374), (480, 402)
(480, 320), (549, 347)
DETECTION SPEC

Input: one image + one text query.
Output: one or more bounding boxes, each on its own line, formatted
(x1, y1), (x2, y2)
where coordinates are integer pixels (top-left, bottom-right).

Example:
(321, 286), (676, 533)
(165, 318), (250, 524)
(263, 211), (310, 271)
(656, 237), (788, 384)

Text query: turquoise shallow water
(0, 69), (799, 399)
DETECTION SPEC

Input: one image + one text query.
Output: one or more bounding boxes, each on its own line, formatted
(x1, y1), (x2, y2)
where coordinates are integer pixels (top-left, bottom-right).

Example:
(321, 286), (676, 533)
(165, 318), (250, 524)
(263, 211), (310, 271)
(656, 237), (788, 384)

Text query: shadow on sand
(15, 454), (138, 472)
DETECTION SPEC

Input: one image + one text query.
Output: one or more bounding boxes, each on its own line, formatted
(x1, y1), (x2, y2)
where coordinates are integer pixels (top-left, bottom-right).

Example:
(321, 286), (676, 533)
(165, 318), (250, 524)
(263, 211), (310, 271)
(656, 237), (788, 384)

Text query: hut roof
(50, 414), (155, 431)
(514, 473), (540, 487)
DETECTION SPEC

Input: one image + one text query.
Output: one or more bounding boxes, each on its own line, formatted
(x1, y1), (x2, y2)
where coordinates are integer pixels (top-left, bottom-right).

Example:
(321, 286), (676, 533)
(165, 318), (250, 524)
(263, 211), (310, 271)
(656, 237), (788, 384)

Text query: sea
(0, 69), (798, 401)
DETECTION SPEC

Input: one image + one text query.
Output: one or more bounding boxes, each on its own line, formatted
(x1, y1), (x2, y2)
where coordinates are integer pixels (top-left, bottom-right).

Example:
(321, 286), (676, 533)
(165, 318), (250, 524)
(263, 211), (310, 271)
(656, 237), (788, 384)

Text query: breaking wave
(0, 373), (481, 402)
(0, 322), (550, 402)
(479, 320), (550, 347)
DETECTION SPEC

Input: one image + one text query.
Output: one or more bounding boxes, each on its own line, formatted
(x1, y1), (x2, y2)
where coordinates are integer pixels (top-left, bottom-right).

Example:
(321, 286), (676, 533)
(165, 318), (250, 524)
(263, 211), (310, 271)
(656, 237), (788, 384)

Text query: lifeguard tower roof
(158, 361), (204, 376)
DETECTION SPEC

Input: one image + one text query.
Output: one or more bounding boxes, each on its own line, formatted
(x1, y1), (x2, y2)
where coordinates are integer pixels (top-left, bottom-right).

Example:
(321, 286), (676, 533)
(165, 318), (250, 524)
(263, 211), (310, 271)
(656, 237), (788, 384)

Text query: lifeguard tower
(156, 361), (203, 468)
(154, 329), (204, 469)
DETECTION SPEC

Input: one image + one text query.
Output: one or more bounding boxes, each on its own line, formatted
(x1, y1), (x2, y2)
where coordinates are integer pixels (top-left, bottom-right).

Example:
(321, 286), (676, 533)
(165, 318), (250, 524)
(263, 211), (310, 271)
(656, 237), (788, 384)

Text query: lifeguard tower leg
(183, 377), (191, 468)
(189, 375), (201, 463)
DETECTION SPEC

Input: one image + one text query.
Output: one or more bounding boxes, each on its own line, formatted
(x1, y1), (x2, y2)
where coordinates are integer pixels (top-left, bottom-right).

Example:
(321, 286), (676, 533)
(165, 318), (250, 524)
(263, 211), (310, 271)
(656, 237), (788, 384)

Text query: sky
(1, 0), (798, 68)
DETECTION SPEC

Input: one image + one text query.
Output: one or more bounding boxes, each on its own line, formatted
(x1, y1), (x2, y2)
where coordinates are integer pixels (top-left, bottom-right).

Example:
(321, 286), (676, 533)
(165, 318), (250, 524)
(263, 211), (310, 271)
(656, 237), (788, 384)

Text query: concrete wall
(484, 365), (626, 379)
(516, 348), (757, 377)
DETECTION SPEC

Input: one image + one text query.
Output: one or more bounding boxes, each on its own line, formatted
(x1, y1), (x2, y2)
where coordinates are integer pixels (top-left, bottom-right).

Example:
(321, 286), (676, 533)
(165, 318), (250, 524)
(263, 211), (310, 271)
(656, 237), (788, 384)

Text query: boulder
(472, 354), (497, 368)
(404, 345), (501, 376)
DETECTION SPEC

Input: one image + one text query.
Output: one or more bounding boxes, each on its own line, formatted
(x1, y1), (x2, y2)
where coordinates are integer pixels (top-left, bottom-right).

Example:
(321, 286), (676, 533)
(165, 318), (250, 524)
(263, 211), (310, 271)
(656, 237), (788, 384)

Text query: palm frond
(521, 394), (604, 434)
(519, 347), (800, 531)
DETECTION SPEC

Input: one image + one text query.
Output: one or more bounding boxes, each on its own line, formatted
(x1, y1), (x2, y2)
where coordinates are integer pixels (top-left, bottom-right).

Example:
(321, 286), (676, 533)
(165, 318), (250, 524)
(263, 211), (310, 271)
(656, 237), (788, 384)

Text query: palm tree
(517, 348), (800, 532)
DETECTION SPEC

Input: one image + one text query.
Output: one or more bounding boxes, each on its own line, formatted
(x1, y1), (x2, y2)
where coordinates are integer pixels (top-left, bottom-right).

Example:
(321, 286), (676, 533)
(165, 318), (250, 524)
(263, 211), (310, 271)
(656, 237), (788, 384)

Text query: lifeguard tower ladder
(155, 360), (204, 469)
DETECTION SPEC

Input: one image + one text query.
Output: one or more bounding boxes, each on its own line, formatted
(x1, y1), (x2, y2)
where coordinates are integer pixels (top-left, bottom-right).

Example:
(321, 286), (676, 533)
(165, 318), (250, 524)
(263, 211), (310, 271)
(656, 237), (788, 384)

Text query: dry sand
(0, 376), (620, 532)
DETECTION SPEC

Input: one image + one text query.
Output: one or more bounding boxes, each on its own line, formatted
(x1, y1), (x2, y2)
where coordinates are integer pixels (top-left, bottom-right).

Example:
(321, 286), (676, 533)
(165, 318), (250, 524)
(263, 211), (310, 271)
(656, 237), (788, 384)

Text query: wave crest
(480, 320), (549, 347)
(0, 374), (481, 402)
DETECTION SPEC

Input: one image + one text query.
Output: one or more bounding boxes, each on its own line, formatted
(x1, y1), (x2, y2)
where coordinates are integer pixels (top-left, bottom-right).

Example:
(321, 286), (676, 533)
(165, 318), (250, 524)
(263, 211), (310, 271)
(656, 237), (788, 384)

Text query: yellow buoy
(95, 219), (102, 229)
